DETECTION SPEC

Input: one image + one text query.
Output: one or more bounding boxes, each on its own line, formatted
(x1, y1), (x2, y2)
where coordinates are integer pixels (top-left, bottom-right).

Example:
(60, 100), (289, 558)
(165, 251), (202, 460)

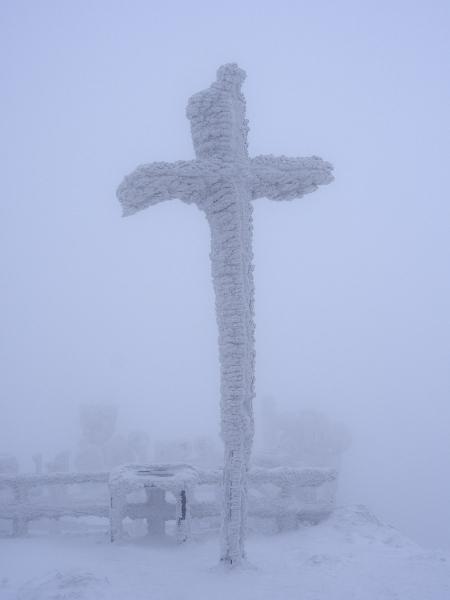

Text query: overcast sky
(1, 0), (449, 549)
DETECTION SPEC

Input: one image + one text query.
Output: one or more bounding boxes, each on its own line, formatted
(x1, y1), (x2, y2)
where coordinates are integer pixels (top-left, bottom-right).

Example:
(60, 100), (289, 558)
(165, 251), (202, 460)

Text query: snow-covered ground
(1, 506), (449, 600)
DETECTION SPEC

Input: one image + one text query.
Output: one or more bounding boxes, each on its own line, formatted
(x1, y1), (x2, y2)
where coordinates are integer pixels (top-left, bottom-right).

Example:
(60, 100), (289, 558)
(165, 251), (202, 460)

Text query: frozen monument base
(117, 63), (333, 565)
(109, 464), (197, 543)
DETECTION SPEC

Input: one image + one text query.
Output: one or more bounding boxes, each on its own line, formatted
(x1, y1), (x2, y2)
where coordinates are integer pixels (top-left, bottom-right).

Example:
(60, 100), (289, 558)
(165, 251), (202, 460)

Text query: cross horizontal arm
(117, 160), (207, 216)
(250, 154), (334, 201)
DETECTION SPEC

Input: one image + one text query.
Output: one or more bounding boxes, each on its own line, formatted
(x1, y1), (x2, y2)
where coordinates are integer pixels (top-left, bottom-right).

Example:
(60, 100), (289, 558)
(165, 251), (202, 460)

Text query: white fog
(1, 1), (449, 598)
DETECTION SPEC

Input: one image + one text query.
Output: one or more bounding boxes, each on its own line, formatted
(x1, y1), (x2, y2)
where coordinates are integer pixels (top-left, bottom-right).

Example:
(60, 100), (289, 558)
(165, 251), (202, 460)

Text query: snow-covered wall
(0, 466), (336, 538)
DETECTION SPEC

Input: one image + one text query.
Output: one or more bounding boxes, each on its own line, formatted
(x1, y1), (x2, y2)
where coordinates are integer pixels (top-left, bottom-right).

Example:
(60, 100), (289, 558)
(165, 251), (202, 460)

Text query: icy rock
(18, 570), (109, 600)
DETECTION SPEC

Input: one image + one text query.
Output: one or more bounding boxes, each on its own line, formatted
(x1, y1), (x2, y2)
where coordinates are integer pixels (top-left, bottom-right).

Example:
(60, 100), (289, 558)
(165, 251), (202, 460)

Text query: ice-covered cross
(117, 64), (333, 566)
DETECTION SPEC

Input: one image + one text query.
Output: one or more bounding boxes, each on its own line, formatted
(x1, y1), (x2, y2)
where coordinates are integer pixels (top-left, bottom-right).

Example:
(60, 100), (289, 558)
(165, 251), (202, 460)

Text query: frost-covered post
(117, 64), (333, 565)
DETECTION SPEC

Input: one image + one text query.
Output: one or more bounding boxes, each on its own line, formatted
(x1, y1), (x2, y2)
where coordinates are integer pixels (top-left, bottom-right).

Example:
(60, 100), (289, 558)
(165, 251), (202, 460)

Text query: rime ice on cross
(117, 64), (333, 566)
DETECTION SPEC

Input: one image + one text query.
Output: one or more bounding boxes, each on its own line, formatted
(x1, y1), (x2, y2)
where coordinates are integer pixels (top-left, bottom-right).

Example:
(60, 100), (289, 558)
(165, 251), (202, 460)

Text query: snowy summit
(2, 505), (449, 600)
